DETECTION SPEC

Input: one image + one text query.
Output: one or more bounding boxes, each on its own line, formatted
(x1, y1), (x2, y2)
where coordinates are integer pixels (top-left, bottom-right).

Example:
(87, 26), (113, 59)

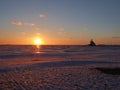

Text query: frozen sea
(0, 45), (120, 90)
(0, 45), (120, 62)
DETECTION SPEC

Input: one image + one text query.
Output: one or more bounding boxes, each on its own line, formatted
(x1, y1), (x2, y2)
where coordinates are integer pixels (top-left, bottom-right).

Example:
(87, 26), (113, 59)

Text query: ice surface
(0, 45), (120, 89)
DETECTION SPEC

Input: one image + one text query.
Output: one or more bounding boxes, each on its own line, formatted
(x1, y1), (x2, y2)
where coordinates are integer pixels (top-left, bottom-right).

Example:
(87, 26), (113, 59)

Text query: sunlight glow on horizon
(34, 38), (42, 53)
(35, 38), (42, 45)
(0, 1), (120, 45)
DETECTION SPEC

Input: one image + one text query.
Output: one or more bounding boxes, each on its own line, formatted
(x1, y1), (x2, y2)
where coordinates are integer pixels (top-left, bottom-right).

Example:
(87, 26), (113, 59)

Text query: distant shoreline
(0, 44), (120, 47)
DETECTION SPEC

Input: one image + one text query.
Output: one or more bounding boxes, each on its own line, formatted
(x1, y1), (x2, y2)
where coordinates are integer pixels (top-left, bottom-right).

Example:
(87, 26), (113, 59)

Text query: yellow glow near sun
(35, 39), (42, 45)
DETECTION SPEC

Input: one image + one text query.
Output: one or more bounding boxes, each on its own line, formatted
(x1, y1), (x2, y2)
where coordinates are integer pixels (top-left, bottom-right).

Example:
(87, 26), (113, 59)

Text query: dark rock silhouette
(95, 68), (120, 75)
(89, 39), (96, 46)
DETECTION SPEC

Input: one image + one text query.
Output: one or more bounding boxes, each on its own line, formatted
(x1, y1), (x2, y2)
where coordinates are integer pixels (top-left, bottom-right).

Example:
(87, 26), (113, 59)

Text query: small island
(89, 39), (96, 46)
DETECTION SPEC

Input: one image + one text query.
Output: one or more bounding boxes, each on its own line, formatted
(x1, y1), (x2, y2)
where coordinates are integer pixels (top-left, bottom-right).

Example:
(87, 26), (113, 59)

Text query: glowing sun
(35, 39), (42, 45)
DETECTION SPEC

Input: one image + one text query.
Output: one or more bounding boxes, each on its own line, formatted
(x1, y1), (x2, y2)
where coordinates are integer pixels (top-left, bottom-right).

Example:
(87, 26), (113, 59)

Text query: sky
(0, 0), (120, 45)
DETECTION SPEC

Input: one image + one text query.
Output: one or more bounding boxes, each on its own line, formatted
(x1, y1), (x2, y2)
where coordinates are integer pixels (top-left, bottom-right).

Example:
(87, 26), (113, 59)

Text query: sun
(35, 39), (42, 45)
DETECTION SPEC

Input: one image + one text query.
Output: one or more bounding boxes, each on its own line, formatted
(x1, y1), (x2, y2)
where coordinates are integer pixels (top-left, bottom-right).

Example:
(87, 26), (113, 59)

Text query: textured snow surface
(0, 46), (120, 90)
(0, 63), (120, 90)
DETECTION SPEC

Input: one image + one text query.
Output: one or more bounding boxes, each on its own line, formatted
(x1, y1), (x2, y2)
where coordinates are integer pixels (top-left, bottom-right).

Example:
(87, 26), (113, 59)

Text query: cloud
(11, 21), (22, 26)
(24, 23), (35, 26)
(112, 36), (120, 39)
(40, 13), (46, 18)
(12, 21), (36, 27)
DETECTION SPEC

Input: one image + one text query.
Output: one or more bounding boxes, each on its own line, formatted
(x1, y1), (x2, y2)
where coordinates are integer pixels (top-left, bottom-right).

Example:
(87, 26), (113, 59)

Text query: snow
(0, 46), (120, 89)
(0, 59), (120, 90)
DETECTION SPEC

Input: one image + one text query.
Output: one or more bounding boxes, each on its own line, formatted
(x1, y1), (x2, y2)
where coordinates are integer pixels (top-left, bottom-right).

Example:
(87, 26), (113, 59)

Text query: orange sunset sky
(0, 0), (120, 45)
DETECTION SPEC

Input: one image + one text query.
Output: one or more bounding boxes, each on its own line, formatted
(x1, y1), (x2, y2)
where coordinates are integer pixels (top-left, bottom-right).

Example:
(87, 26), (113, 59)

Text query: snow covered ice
(0, 45), (120, 90)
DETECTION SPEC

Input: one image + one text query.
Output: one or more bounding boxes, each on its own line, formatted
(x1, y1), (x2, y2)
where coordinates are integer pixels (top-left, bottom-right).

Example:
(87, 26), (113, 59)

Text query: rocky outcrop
(89, 39), (96, 46)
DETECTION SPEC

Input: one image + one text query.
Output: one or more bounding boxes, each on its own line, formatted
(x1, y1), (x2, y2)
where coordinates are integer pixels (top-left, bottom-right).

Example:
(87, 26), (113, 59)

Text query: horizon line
(0, 44), (120, 46)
